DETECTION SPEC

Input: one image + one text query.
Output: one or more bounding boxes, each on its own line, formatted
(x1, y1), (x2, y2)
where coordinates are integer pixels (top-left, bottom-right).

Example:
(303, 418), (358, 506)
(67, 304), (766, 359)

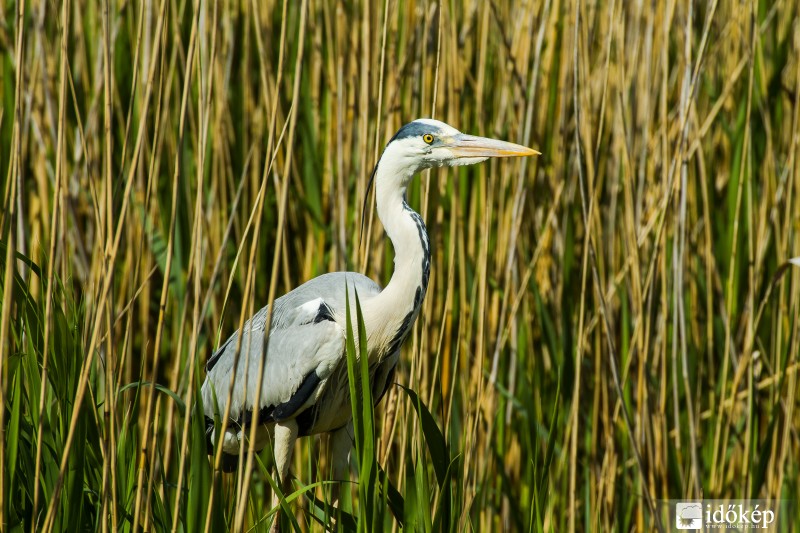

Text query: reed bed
(1, 0), (799, 531)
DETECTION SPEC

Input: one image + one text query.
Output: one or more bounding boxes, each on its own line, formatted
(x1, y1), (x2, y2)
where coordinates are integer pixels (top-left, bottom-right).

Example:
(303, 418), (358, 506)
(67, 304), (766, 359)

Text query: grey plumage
(202, 272), (383, 462)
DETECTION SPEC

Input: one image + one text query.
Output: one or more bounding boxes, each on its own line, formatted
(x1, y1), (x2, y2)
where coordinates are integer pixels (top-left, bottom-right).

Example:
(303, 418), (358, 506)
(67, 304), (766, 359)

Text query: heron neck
(366, 162), (430, 347)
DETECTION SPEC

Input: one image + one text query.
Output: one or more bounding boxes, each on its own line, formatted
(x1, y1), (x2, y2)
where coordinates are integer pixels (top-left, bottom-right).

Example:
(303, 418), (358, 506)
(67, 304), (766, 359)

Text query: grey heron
(201, 118), (538, 521)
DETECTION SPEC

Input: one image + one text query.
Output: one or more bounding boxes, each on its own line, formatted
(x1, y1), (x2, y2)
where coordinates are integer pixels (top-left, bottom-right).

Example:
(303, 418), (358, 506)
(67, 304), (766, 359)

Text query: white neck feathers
(363, 151), (431, 353)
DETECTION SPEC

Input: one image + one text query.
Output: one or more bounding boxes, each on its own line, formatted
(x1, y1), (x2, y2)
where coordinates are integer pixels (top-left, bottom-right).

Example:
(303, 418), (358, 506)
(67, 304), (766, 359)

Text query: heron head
(383, 118), (540, 173)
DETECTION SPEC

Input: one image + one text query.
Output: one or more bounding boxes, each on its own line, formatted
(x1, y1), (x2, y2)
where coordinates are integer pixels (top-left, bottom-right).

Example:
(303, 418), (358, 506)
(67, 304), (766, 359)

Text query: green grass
(2, 0), (800, 531)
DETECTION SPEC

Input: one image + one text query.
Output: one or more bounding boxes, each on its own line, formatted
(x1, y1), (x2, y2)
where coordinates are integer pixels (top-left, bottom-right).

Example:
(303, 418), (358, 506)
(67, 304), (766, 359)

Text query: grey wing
(201, 303), (343, 427)
(201, 272), (381, 427)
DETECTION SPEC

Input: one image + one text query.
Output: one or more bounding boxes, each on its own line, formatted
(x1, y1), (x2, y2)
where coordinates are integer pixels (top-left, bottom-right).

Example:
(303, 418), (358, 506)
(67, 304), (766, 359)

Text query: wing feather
(201, 317), (343, 423)
(201, 271), (381, 443)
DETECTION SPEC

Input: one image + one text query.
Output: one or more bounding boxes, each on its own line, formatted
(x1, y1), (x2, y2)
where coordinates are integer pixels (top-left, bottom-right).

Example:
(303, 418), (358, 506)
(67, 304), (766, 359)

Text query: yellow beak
(446, 134), (540, 158)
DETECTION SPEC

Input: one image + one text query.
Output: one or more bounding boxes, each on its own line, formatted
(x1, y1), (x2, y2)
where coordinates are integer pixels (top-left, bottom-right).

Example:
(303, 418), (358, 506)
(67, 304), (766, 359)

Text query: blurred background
(1, 0), (799, 531)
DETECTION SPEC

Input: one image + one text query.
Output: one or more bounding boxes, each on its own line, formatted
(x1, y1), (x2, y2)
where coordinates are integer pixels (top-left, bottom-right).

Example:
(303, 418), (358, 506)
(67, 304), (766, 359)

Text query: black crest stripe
(389, 121), (438, 142)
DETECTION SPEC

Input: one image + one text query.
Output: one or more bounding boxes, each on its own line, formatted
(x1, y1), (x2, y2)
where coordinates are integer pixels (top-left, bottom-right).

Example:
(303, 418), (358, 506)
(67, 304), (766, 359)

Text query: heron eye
(422, 133), (434, 144)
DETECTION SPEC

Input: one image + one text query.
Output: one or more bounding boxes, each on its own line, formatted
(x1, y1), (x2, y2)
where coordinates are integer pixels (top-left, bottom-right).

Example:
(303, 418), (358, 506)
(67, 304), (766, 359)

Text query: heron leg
(329, 422), (353, 515)
(271, 420), (299, 533)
